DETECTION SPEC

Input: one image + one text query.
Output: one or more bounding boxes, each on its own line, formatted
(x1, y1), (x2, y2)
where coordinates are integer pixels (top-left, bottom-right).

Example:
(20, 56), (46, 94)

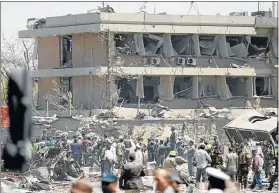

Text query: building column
(134, 34), (145, 56)
(136, 76), (144, 99)
(159, 76), (175, 100)
(216, 76), (230, 99)
(216, 35), (228, 58)
(246, 77), (254, 98)
(191, 34), (201, 57)
(272, 76), (278, 99)
(192, 76), (199, 99)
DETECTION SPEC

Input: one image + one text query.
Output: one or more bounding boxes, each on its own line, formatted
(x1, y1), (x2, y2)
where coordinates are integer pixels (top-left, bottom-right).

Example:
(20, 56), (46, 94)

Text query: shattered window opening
(115, 34), (136, 55)
(171, 35), (194, 56)
(60, 36), (72, 68)
(173, 76), (193, 99)
(143, 76), (160, 102)
(248, 36), (269, 57)
(115, 77), (137, 104)
(255, 77), (272, 96)
(59, 77), (72, 105)
(199, 76), (217, 98)
(199, 35), (217, 56)
(226, 77), (247, 97)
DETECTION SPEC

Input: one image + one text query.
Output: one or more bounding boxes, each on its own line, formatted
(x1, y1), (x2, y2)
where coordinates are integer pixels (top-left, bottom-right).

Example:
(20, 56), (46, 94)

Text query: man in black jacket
(119, 152), (145, 193)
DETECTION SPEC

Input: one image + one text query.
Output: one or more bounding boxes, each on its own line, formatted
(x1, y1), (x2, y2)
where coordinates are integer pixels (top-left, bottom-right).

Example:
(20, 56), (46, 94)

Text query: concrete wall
(38, 36), (61, 109)
(72, 33), (107, 67)
(72, 75), (106, 109)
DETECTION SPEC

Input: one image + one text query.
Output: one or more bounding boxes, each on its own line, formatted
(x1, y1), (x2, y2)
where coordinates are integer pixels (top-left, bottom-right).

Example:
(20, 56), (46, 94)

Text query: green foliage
(1, 80), (8, 104)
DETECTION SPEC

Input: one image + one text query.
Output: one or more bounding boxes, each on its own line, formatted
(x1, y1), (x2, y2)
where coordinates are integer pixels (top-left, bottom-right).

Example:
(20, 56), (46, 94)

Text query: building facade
(19, 12), (278, 110)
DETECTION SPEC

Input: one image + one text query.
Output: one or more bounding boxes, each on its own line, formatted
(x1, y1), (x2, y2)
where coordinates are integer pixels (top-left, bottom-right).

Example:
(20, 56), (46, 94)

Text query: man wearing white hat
(206, 167), (238, 193)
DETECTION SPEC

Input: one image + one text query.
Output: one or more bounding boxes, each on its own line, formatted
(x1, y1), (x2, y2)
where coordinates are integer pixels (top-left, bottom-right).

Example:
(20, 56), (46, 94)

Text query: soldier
(170, 127), (176, 151)
(263, 140), (274, 178)
(156, 140), (165, 168)
(147, 139), (155, 162)
(116, 137), (125, 168)
(237, 143), (251, 189)
(211, 148), (223, 170)
(164, 138), (171, 159)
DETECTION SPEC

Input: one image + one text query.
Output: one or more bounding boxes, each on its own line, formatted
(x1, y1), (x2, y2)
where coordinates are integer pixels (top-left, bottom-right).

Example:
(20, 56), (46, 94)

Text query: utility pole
(102, 1), (105, 8)
(258, 2), (260, 12)
(106, 31), (112, 109)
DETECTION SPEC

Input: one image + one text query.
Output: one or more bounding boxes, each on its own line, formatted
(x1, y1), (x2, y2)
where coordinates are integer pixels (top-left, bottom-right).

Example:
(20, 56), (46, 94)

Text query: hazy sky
(1, 1), (276, 40)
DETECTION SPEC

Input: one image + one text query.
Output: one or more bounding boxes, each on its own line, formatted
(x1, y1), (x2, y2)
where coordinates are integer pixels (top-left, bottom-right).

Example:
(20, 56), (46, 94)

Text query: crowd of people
(26, 127), (278, 192)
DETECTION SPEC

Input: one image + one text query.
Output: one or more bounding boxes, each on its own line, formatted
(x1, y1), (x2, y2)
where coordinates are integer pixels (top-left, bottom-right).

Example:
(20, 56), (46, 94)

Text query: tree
(1, 35), (38, 104)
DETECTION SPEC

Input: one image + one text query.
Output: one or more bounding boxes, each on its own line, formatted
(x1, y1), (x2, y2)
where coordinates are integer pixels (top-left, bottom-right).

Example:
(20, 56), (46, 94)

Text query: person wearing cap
(163, 151), (177, 172)
(169, 171), (184, 193)
(206, 167), (238, 193)
(187, 139), (196, 178)
(195, 144), (212, 183)
(119, 152), (145, 193)
(102, 172), (117, 193)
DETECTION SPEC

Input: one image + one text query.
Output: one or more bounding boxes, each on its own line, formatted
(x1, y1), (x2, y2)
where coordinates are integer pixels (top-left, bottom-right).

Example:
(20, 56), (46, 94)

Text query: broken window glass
(173, 76), (192, 99)
(143, 34), (164, 56)
(226, 77), (247, 97)
(61, 36), (72, 68)
(255, 77), (271, 96)
(248, 36), (269, 57)
(199, 77), (217, 97)
(115, 34), (136, 55)
(171, 35), (194, 55)
(115, 78), (137, 103)
(199, 36), (217, 56)
(60, 77), (72, 105)
(143, 76), (160, 102)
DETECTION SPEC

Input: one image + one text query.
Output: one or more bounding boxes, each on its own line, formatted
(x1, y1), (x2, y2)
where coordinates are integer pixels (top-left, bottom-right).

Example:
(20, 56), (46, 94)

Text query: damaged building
(19, 10), (278, 110)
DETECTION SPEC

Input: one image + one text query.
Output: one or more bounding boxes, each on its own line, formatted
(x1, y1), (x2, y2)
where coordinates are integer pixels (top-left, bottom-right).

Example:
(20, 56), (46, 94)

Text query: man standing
(195, 144), (212, 183)
(135, 144), (143, 164)
(170, 127), (176, 151)
(250, 150), (264, 190)
(116, 137), (126, 168)
(211, 148), (223, 170)
(71, 138), (82, 166)
(212, 135), (221, 150)
(263, 141), (273, 178)
(267, 153), (278, 191)
(156, 140), (165, 168)
(187, 140), (196, 178)
(226, 147), (238, 181)
(119, 152), (145, 193)
(237, 143), (251, 189)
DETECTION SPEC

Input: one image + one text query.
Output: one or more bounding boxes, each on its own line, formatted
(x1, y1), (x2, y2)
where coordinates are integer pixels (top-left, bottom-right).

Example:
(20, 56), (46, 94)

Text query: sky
(1, 1), (277, 40)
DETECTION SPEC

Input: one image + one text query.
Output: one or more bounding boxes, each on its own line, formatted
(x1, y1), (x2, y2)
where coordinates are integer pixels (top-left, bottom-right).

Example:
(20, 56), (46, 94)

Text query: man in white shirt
(195, 144), (212, 182)
(135, 144), (143, 164)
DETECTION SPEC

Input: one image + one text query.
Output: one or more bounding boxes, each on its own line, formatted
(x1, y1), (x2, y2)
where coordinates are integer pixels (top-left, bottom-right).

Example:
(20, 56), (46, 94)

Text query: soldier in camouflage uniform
(237, 143), (251, 189)
(156, 140), (165, 168)
(116, 137), (125, 168)
(263, 140), (274, 178)
(211, 148), (223, 170)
